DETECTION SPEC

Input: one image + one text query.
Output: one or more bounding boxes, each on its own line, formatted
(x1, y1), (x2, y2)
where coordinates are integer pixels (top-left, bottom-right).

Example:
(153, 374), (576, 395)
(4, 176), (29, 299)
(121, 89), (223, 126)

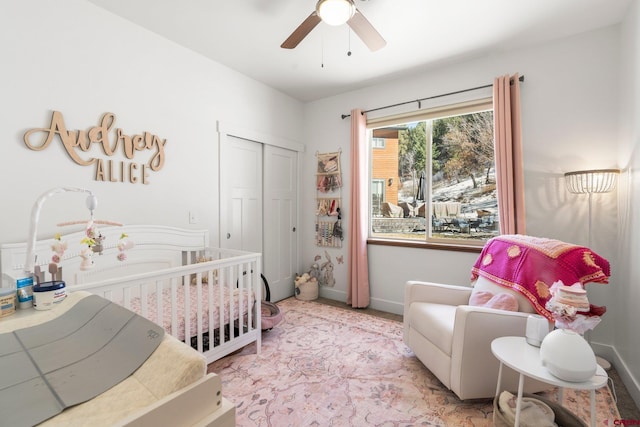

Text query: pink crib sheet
(126, 283), (255, 341)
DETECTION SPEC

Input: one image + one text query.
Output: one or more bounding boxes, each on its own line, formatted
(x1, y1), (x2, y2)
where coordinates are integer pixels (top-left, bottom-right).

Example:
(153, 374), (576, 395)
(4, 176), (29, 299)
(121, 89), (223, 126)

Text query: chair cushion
(408, 302), (457, 356)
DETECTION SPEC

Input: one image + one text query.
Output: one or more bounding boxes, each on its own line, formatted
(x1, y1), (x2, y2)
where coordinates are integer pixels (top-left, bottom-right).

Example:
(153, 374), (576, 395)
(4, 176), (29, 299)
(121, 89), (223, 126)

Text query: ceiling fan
(281, 0), (386, 52)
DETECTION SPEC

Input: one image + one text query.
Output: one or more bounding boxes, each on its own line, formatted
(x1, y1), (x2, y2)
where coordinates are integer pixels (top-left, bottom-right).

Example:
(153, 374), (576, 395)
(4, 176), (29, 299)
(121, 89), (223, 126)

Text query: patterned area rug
(208, 298), (620, 426)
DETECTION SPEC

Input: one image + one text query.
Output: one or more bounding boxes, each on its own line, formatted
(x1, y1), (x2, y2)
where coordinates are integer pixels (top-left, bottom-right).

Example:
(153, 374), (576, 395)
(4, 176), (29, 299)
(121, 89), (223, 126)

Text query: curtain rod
(340, 75), (525, 120)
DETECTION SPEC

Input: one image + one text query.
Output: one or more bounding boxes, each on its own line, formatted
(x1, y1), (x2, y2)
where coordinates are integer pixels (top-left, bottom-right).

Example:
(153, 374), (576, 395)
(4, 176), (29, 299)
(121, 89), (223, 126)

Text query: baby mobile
(23, 188), (135, 286)
(53, 218), (134, 272)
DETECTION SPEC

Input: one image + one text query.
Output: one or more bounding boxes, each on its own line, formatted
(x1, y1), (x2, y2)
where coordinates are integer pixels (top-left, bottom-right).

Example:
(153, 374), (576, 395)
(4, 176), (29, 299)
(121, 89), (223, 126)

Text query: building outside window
(368, 98), (500, 246)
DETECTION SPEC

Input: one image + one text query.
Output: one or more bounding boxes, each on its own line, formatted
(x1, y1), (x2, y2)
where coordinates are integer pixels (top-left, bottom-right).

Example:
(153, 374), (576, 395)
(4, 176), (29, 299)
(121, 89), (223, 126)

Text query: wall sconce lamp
(564, 168), (620, 248)
(564, 169), (620, 195)
(388, 178), (393, 187)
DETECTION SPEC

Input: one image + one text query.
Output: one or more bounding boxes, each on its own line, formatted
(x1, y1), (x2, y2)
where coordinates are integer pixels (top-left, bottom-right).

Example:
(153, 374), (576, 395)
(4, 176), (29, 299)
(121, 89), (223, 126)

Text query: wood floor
(313, 297), (640, 421)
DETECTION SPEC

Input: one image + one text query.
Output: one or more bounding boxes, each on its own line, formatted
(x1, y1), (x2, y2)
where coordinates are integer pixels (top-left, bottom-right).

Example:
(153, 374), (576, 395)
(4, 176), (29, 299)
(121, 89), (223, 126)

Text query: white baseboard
(369, 297), (404, 315)
(317, 287), (346, 301)
(317, 288), (404, 315)
(592, 342), (640, 409)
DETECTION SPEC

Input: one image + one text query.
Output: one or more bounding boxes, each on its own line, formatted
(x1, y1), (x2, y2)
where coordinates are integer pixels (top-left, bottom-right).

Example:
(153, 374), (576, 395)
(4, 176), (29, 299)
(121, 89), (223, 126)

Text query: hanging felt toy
(92, 232), (106, 255)
(79, 247), (94, 271)
(50, 233), (67, 265)
(117, 233), (134, 261)
(79, 222), (98, 270)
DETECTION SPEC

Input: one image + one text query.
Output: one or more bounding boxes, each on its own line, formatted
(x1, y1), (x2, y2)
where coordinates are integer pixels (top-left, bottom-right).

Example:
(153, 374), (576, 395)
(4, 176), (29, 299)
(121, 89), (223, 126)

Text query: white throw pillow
(470, 276), (536, 313)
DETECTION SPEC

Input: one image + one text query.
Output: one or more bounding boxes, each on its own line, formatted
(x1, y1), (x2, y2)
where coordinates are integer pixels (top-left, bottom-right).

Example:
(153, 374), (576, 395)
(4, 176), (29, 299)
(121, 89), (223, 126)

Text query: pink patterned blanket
(471, 235), (610, 320)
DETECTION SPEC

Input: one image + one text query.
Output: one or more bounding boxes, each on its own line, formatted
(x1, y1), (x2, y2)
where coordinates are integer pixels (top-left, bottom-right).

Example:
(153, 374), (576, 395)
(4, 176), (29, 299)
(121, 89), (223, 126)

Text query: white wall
(0, 1), (303, 249)
(616, 0), (640, 405)
(302, 24), (634, 390)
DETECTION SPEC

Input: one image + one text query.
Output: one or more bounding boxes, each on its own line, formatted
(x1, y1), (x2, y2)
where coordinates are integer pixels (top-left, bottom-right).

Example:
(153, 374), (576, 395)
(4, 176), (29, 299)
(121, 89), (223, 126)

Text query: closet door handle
(226, 233), (231, 239)
(292, 227), (296, 232)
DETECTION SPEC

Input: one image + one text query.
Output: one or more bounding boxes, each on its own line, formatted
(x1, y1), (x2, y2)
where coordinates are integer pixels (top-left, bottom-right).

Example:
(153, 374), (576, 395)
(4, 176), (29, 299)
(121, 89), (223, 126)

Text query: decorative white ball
(540, 329), (597, 382)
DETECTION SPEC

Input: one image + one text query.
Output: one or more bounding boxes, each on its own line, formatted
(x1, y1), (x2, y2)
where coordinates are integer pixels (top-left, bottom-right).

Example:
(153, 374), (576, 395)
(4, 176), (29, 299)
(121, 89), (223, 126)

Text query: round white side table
(491, 336), (608, 427)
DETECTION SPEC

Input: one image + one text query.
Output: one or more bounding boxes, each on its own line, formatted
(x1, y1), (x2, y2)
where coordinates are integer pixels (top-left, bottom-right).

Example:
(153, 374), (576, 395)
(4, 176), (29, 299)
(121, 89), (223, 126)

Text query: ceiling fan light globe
(316, 0), (355, 26)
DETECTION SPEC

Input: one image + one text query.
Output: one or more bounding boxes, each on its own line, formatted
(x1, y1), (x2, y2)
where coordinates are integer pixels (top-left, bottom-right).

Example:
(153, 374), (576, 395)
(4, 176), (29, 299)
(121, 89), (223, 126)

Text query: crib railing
(70, 248), (262, 363)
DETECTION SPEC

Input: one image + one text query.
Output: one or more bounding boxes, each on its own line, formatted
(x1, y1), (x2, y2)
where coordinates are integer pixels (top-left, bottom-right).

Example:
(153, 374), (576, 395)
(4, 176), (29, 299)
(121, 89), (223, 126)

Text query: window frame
(371, 178), (386, 218)
(366, 97), (496, 251)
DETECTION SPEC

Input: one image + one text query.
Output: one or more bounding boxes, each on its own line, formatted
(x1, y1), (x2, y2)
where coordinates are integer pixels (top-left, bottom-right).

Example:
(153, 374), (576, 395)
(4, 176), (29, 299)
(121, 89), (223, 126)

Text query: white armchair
(403, 280), (551, 400)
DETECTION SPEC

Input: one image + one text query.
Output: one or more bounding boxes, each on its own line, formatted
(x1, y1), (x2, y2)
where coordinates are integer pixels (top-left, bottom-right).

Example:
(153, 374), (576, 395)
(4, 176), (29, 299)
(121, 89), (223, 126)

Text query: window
(372, 137), (386, 148)
(368, 98), (499, 246)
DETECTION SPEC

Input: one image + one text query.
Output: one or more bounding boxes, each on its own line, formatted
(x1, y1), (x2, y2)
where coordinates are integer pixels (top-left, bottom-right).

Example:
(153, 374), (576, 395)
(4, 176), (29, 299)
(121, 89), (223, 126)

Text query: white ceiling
(87, 0), (631, 102)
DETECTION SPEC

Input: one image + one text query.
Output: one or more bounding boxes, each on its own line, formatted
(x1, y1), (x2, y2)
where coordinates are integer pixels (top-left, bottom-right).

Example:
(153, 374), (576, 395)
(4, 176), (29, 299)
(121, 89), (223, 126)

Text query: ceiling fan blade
(281, 12), (322, 49)
(347, 9), (386, 52)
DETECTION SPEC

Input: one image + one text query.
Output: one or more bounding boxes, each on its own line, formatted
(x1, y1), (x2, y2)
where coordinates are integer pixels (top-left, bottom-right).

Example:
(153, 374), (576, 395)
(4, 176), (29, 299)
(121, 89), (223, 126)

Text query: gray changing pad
(0, 294), (165, 427)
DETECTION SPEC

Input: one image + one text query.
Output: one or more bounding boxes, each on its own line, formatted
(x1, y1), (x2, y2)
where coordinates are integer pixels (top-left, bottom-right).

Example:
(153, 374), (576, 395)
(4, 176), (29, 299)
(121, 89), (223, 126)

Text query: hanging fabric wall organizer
(315, 151), (343, 247)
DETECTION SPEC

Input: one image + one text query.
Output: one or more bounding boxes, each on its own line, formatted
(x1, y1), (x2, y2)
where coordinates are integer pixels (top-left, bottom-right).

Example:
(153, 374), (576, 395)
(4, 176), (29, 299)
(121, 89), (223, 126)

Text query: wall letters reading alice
(23, 111), (167, 184)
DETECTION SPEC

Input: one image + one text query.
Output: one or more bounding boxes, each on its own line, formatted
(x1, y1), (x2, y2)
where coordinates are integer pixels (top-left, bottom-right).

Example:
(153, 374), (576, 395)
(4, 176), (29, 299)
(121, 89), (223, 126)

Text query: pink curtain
(347, 108), (370, 308)
(493, 73), (526, 235)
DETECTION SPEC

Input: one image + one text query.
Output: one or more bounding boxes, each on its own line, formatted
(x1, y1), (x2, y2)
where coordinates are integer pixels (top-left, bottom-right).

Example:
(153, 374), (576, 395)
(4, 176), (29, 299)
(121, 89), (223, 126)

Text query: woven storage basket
(295, 280), (318, 301)
(493, 392), (588, 427)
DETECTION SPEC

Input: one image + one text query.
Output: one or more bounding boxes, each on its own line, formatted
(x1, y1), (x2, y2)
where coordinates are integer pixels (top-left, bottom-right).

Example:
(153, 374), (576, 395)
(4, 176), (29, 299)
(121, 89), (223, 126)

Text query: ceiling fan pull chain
(347, 27), (352, 56)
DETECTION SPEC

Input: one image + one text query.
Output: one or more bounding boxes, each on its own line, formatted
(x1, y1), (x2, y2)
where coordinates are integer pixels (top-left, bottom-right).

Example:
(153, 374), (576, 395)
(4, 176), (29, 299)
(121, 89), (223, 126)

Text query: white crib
(1, 224), (262, 364)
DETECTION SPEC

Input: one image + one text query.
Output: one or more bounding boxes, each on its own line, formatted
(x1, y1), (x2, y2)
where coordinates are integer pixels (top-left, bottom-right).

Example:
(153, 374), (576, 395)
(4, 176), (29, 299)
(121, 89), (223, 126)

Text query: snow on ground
(400, 174), (498, 219)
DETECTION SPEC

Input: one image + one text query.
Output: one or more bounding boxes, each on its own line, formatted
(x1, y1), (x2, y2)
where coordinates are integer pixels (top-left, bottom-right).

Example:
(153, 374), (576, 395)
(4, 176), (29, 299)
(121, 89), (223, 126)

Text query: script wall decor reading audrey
(23, 111), (167, 184)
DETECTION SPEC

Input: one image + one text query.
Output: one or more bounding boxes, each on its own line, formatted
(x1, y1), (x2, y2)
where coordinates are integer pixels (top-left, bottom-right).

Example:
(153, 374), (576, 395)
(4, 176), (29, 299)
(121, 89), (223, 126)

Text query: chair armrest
(404, 280), (472, 309)
(403, 281), (473, 333)
(450, 305), (531, 399)
(452, 305), (530, 350)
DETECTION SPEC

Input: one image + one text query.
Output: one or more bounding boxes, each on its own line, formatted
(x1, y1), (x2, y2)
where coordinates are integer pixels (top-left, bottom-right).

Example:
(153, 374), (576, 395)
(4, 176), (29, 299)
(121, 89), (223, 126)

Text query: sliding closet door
(263, 145), (298, 302)
(219, 123), (301, 303)
(219, 136), (263, 254)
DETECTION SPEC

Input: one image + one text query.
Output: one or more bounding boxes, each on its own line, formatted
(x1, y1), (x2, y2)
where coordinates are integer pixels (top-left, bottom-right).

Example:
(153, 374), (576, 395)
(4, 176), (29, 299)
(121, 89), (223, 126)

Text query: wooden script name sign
(24, 111), (167, 184)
